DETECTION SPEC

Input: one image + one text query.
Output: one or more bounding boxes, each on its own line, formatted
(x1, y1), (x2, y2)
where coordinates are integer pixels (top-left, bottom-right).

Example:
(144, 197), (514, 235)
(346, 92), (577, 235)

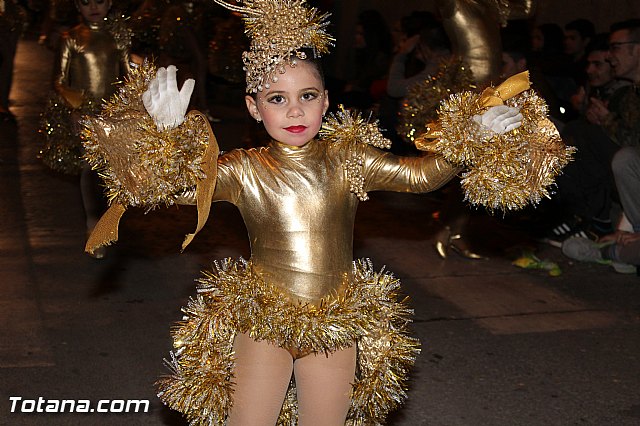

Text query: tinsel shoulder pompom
(82, 61), (214, 210)
(418, 89), (575, 211)
(320, 105), (391, 149)
(320, 106), (392, 201)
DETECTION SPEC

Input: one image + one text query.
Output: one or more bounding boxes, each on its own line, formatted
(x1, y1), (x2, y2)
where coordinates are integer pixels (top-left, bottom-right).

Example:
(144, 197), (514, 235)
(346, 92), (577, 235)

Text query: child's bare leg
(294, 345), (356, 426)
(226, 332), (294, 425)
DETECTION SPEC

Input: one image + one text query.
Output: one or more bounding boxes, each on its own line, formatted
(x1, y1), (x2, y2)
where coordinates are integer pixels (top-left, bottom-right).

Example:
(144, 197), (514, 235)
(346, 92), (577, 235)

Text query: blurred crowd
(1, 0), (638, 273)
(1, 0), (247, 121)
(333, 7), (640, 275)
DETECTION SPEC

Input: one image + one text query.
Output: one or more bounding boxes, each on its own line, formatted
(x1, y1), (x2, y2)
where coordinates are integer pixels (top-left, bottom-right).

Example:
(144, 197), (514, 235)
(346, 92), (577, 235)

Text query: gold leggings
(226, 332), (356, 426)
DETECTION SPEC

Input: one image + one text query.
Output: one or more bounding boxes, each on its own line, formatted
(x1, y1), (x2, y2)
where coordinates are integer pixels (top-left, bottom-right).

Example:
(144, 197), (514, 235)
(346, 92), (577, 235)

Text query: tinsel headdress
(212, 0), (334, 93)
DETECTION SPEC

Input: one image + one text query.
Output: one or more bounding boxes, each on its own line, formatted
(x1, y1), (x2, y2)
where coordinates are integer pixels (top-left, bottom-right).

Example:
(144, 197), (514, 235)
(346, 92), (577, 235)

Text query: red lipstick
(284, 125), (307, 133)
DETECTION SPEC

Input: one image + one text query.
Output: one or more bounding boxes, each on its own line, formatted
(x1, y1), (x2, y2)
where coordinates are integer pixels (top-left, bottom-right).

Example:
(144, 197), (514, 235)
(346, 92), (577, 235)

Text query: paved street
(1, 40), (639, 426)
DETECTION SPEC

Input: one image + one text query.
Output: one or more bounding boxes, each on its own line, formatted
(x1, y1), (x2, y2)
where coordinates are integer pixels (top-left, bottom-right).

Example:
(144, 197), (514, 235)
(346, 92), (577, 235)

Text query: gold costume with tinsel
(155, 129), (459, 425)
(80, 1), (571, 424)
(40, 16), (131, 174)
(82, 65), (459, 424)
(80, 58), (461, 423)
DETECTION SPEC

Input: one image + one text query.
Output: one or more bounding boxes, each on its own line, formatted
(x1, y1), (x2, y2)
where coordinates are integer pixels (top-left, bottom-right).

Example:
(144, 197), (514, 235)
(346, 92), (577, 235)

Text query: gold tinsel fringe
(416, 87), (575, 211)
(399, 60), (476, 144)
(82, 60), (215, 210)
(156, 258), (420, 425)
(39, 93), (101, 175)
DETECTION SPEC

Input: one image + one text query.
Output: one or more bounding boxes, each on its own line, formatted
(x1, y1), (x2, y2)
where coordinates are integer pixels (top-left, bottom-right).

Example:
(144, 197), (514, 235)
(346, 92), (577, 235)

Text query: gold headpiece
(213, 0), (334, 93)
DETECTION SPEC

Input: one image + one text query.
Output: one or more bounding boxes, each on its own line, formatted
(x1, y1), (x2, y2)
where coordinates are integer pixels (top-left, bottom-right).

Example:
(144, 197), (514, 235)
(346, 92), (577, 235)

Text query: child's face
(245, 60), (329, 147)
(76, 0), (111, 24)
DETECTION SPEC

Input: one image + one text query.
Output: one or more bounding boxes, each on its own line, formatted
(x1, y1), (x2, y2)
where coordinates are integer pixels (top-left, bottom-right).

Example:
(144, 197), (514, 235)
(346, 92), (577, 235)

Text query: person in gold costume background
(41, 0), (130, 258)
(431, 0), (538, 258)
(438, 0), (538, 84)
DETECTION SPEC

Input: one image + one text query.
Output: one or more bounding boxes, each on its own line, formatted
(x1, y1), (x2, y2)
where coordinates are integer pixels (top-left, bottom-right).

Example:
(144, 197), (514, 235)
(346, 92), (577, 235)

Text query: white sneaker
(611, 262), (637, 274)
(562, 237), (636, 274)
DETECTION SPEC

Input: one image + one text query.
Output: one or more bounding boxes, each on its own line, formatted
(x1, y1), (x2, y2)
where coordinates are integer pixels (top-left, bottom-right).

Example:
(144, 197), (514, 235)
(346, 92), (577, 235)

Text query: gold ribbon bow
(415, 71), (531, 150)
(477, 70), (531, 108)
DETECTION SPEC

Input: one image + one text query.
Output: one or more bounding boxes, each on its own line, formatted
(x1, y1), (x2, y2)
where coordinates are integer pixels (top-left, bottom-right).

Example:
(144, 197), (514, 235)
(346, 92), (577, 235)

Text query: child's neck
(84, 19), (107, 30)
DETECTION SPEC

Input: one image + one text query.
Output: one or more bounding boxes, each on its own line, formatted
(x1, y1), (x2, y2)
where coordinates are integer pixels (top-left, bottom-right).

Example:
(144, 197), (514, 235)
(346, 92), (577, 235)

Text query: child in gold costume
(82, 1), (526, 424)
(41, 0), (130, 257)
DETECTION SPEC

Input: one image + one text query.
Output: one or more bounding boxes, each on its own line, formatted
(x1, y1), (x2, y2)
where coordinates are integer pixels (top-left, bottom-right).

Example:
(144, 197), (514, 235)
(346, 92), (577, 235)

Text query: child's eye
(267, 94), (286, 104)
(301, 91), (319, 101)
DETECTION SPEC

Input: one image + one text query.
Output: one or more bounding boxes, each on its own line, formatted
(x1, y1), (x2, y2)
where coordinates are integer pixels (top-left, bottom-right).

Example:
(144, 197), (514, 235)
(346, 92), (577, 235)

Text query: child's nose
(287, 104), (304, 118)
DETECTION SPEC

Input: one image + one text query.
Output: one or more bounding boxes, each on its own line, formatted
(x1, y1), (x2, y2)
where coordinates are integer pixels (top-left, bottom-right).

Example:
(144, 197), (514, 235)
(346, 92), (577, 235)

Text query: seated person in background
(562, 146), (640, 275)
(570, 33), (629, 115)
(540, 22), (639, 247)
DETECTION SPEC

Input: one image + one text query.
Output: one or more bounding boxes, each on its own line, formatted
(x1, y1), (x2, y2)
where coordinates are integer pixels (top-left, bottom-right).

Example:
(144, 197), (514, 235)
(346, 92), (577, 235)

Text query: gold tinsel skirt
(39, 94), (102, 175)
(156, 258), (420, 426)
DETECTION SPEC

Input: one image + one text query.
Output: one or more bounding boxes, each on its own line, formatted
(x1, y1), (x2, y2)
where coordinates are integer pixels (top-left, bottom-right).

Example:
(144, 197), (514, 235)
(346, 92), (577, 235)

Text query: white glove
(473, 105), (523, 134)
(142, 65), (195, 131)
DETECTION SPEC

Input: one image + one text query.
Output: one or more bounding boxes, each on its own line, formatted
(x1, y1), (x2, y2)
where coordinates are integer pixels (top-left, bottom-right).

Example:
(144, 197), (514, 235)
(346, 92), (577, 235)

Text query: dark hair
(357, 9), (393, 56)
(401, 11), (437, 37)
(536, 23), (565, 53)
(296, 47), (325, 86)
(565, 19), (596, 40)
(610, 19), (640, 40)
(585, 33), (610, 55)
(418, 23), (451, 52)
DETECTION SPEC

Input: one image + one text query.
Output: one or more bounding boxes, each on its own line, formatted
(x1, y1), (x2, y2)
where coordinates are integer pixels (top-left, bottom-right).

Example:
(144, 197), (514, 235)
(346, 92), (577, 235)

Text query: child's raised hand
(143, 65), (195, 131)
(473, 105), (523, 134)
